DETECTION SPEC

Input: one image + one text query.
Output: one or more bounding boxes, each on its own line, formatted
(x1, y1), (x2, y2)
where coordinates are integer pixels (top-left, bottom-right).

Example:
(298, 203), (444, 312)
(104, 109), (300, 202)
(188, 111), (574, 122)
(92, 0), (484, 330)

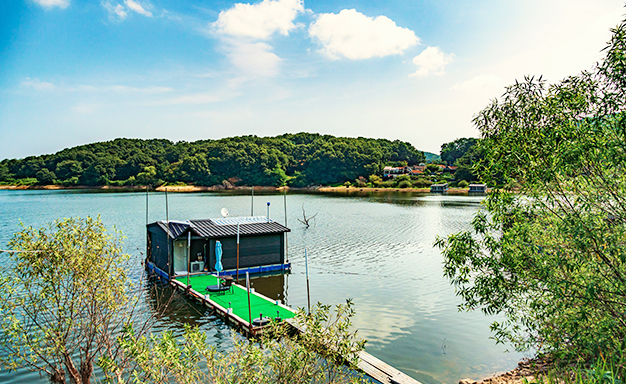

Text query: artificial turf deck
(174, 274), (296, 322)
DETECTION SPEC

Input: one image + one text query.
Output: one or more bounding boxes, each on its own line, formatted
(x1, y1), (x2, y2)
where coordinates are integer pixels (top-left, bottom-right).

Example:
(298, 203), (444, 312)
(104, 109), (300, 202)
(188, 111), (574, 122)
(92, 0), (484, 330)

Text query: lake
(0, 189), (525, 384)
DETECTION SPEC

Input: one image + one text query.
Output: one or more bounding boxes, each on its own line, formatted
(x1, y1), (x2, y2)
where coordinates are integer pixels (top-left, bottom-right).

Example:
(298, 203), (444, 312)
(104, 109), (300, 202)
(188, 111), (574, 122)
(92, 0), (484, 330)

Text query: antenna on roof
(221, 207), (229, 218)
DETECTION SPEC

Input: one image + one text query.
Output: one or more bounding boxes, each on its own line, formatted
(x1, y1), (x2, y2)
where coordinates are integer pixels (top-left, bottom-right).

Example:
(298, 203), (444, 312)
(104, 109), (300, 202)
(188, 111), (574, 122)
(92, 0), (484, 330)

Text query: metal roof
(151, 217), (290, 239)
(156, 221), (191, 238)
(211, 216), (272, 226)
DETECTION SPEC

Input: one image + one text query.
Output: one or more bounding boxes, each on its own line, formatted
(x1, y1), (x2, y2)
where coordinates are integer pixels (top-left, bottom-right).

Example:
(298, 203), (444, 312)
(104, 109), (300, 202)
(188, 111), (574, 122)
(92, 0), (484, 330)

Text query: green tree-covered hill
(0, 133), (425, 187)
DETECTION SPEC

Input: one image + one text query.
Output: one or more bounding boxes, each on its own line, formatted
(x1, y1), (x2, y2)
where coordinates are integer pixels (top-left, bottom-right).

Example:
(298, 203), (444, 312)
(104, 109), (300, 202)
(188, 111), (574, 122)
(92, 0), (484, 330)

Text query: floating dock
(148, 262), (422, 384)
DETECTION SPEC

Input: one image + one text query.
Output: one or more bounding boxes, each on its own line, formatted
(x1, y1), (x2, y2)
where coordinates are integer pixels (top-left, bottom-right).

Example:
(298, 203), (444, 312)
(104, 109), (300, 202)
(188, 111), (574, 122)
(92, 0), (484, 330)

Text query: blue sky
(0, 0), (624, 159)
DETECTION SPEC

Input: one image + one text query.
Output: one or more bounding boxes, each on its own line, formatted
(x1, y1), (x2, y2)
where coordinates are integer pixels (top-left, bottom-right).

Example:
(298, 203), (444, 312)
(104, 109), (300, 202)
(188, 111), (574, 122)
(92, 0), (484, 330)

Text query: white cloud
(124, 0), (152, 17)
(213, 0), (304, 39)
(113, 4), (127, 19)
(226, 41), (282, 77)
(308, 9), (418, 60)
(409, 46), (454, 77)
(453, 74), (503, 92)
(103, 1), (128, 19)
(22, 78), (55, 91)
(32, 0), (69, 9)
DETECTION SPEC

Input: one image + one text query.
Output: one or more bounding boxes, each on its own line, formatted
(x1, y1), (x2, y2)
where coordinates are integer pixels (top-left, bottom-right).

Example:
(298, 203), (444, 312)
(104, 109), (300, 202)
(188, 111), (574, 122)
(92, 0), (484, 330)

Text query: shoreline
(460, 357), (551, 384)
(0, 184), (475, 194)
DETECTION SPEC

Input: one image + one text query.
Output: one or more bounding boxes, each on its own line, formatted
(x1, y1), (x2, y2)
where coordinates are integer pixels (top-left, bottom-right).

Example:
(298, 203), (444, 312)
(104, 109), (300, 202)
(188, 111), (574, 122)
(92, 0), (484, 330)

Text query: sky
(0, 0), (624, 159)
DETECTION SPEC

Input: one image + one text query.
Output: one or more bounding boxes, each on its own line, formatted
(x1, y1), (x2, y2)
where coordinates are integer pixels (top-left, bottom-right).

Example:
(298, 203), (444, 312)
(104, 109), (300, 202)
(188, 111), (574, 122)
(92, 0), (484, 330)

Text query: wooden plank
(358, 351), (422, 384)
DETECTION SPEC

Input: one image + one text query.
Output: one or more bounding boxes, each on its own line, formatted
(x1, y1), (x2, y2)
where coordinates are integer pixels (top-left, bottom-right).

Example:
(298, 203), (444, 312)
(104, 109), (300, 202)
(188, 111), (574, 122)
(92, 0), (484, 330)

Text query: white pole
(305, 248), (310, 314)
(236, 222), (240, 283)
(284, 189), (288, 262)
(187, 231), (191, 288)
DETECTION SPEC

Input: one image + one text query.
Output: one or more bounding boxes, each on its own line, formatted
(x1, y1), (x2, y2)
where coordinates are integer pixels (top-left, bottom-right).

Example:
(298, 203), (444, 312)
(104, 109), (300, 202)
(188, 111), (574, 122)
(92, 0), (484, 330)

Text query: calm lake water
(0, 189), (525, 384)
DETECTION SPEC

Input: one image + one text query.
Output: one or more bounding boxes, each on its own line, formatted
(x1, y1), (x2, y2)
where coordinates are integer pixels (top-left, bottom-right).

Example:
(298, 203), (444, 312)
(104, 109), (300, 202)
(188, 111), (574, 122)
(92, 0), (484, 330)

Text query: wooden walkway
(163, 269), (422, 384)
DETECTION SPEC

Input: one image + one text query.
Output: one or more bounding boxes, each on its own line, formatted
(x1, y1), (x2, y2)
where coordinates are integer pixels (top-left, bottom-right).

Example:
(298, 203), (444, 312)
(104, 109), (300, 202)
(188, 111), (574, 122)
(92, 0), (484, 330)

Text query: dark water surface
(0, 189), (525, 384)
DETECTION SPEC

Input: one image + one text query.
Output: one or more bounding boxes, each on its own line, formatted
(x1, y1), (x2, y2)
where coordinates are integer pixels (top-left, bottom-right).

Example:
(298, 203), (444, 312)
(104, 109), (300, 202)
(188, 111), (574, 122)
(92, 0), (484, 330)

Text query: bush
(100, 302), (368, 384)
(458, 180), (469, 188)
(354, 176), (367, 187)
(397, 180), (412, 188)
(369, 174), (382, 186)
(60, 176), (79, 186)
(15, 178), (37, 186)
(412, 178), (432, 188)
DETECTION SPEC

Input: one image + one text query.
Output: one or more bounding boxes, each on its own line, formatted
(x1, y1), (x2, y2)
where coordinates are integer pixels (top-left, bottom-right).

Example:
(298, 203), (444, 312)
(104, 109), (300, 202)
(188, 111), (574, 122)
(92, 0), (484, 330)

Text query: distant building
(383, 166), (411, 179)
(469, 183), (487, 193)
(431, 183), (449, 193)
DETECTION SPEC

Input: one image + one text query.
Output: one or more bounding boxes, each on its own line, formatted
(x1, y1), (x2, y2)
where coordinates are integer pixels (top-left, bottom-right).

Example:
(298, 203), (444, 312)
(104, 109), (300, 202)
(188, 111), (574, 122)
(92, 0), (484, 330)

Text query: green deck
(174, 274), (296, 323)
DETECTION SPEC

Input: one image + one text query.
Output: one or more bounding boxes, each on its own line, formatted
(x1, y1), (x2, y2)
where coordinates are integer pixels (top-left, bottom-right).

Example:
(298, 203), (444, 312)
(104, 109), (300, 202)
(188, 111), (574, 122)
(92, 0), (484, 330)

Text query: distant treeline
(0, 133), (425, 187)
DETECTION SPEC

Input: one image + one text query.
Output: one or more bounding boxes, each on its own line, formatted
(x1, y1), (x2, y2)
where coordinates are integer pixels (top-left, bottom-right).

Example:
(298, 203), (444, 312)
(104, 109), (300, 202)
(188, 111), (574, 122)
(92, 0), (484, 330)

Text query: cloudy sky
(0, 0), (624, 159)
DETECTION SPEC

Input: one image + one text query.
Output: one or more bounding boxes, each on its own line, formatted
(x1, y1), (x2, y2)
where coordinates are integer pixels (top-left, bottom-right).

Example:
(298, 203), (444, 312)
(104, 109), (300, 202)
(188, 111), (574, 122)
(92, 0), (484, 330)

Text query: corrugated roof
(156, 221), (191, 238)
(190, 219), (289, 238)
(211, 216), (272, 226)
(153, 217), (290, 239)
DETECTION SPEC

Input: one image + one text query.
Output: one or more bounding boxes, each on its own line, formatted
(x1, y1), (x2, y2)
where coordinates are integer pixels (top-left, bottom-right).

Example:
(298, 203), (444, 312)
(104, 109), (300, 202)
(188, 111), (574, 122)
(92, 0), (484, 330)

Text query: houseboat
(146, 216), (291, 280)
(430, 183), (449, 193)
(469, 183), (487, 193)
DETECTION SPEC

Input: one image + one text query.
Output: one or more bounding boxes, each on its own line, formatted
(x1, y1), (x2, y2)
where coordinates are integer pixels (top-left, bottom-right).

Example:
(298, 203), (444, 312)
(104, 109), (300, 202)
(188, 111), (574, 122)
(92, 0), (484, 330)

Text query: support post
(305, 248), (310, 314)
(166, 187), (170, 276)
(236, 222), (240, 283)
(251, 186), (254, 216)
(284, 188), (288, 263)
(187, 231), (191, 288)
(246, 271), (252, 334)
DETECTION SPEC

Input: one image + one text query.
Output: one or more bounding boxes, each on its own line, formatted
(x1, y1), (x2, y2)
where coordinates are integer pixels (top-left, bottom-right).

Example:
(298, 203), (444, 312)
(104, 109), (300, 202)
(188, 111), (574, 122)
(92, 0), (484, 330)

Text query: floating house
(146, 216), (290, 279)
(469, 183), (487, 193)
(430, 183), (449, 193)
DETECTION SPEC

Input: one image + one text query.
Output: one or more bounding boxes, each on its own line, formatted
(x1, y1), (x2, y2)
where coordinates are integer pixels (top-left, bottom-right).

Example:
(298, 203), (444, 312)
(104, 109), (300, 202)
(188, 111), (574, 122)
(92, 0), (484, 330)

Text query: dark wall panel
(205, 234), (283, 271)
(148, 228), (169, 273)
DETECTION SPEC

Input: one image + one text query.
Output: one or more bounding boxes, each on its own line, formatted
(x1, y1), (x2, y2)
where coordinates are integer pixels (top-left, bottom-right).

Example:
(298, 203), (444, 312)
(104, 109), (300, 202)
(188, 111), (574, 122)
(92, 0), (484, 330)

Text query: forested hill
(0, 133), (425, 187)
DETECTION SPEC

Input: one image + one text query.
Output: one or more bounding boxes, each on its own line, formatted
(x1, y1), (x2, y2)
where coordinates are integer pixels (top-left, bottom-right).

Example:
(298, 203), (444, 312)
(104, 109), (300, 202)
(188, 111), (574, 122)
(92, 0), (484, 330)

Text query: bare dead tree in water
(297, 205), (318, 228)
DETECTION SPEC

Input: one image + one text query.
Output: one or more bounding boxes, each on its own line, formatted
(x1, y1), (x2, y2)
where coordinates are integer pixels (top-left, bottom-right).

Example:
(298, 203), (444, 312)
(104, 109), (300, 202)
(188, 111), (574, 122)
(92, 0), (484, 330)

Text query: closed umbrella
(215, 240), (223, 286)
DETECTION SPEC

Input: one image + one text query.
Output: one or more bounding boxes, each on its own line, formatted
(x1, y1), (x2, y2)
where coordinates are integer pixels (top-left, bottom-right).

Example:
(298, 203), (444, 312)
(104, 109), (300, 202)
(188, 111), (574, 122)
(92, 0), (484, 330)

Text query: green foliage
(14, 177), (37, 186)
(99, 301), (368, 384)
(523, 345), (625, 384)
(425, 164), (440, 174)
(2, 134), (424, 188)
(392, 175), (411, 188)
(35, 168), (56, 185)
(436, 18), (626, 361)
(440, 137), (478, 165)
(354, 176), (367, 188)
(397, 180), (412, 188)
(412, 178), (432, 188)
(457, 180), (469, 188)
(0, 217), (132, 384)
(368, 174), (382, 186)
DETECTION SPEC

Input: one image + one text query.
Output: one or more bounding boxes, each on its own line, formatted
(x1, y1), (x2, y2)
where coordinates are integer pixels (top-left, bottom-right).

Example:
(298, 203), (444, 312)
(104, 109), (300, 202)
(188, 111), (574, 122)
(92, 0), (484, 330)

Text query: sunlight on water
(0, 189), (525, 384)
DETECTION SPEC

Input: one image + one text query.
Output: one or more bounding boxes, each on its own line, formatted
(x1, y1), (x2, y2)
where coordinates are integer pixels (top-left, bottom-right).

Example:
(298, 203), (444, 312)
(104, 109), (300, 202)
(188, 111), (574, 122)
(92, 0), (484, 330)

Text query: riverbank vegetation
(0, 133), (424, 188)
(437, 15), (626, 382)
